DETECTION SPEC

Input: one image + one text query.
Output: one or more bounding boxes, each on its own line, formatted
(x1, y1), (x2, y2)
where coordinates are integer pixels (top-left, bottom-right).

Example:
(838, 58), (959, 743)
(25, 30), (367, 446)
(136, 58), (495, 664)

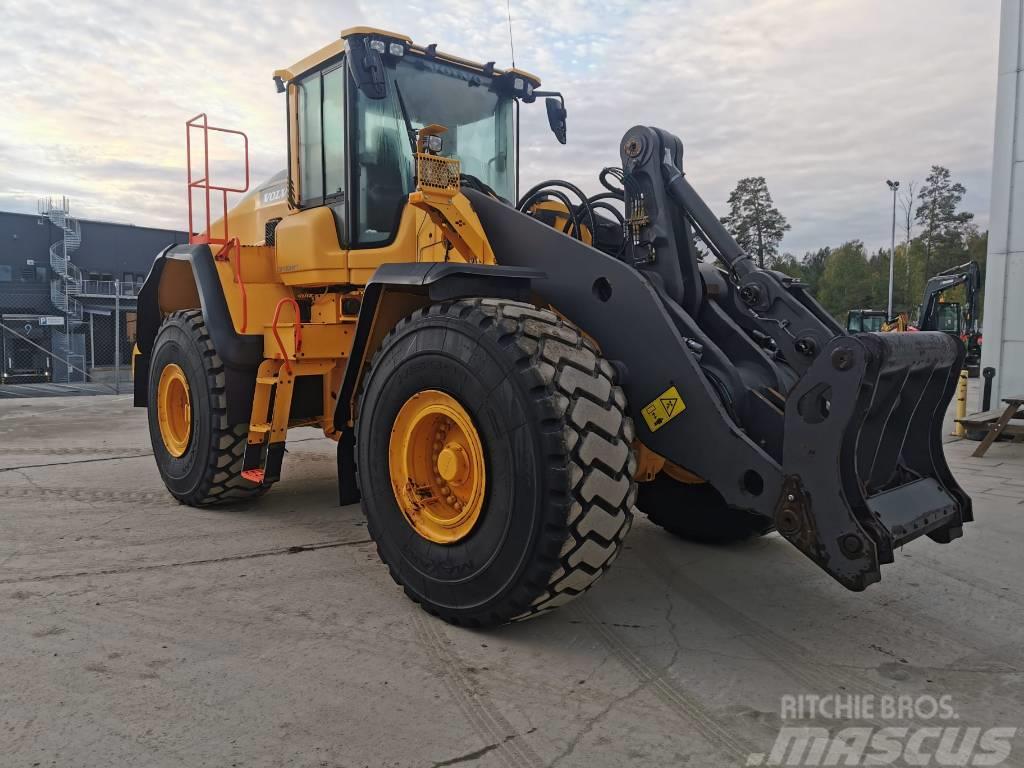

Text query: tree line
(718, 167), (986, 323)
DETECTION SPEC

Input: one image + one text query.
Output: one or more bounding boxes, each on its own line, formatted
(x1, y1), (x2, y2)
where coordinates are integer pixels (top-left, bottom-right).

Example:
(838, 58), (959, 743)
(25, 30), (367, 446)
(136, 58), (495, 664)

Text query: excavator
(133, 28), (971, 626)
(848, 262), (981, 376)
(916, 261), (982, 377)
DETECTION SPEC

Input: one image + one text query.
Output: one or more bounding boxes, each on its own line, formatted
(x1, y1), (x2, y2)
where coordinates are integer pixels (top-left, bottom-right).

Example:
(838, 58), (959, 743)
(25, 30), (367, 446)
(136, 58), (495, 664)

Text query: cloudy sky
(0, 0), (1000, 255)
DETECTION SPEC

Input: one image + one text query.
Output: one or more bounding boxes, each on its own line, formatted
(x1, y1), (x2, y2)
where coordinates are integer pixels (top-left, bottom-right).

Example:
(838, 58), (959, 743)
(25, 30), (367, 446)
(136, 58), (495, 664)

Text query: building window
(0, 265), (11, 282)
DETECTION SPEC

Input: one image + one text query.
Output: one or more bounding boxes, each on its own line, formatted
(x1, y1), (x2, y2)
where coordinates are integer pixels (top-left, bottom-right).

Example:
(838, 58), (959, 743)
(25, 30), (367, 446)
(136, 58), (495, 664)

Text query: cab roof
(273, 26), (540, 88)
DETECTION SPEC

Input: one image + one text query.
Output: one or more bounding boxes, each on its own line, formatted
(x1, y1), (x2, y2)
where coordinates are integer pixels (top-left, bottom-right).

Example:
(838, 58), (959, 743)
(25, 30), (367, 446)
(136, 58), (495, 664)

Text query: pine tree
(720, 177), (791, 268)
(915, 166), (974, 278)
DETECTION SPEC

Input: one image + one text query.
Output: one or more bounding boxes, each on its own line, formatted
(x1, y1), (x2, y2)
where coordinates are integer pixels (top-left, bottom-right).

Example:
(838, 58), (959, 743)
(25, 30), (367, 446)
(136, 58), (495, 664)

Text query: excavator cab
(933, 301), (963, 334)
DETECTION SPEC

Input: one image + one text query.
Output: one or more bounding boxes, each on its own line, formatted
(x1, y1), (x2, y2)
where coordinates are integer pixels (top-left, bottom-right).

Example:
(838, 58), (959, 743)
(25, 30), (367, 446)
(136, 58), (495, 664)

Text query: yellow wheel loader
(135, 28), (971, 627)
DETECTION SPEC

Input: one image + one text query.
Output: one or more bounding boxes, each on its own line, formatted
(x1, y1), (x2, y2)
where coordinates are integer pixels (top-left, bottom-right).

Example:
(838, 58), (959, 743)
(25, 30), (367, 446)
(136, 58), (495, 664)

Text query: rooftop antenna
(506, 0), (516, 68)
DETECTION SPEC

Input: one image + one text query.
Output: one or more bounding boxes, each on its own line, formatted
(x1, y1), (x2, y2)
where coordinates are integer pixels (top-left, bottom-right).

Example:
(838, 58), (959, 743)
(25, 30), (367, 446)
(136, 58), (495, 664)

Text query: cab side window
(297, 72), (323, 205)
(296, 64), (346, 219)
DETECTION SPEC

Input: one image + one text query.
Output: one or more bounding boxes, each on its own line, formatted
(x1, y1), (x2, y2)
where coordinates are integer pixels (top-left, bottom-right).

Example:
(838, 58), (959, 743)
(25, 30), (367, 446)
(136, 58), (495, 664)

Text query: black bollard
(982, 367), (996, 411)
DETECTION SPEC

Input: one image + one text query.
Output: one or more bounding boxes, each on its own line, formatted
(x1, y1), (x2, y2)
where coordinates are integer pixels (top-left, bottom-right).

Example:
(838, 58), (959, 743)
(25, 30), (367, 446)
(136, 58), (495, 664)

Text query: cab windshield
(935, 303), (962, 334)
(353, 56), (515, 244)
(862, 314), (885, 333)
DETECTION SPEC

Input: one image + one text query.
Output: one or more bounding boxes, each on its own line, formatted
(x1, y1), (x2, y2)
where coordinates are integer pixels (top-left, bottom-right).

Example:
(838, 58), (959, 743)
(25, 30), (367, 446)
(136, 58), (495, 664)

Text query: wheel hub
(388, 390), (486, 544)
(157, 363), (192, 458)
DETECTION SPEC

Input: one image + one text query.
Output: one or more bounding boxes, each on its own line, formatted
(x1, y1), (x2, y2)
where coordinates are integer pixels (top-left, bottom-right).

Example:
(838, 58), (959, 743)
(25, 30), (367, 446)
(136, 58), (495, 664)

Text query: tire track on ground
(411, 611), (544, 768)
(0, 445), (149, 456)
(0, 537), (371, 585)
(0, 453), (153, 472)
(639, 534), (932, 726)
(573, 600), (754, 763)
(0, 485), (176, 505)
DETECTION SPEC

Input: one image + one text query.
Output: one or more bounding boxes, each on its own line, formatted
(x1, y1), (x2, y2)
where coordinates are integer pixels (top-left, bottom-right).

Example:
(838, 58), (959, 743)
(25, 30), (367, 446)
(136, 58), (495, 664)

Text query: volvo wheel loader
(135, 27), (971, 627)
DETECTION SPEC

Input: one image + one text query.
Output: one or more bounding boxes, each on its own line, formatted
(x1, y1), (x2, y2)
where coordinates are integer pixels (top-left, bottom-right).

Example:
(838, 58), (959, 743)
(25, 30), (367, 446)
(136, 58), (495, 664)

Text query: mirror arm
(533, 90), (564, 107)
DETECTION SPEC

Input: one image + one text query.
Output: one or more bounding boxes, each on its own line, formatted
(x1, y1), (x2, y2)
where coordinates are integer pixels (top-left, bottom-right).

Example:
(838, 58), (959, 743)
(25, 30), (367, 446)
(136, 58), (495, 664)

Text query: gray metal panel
(984, 0), (1024, 402)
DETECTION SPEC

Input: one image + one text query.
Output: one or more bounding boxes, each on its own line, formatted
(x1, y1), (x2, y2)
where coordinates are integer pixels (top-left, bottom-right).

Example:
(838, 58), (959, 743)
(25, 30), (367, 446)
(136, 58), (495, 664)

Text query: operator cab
(846, 309), (886, 334)
(933, 302), (963, 335)
(273, 28), (562, 255)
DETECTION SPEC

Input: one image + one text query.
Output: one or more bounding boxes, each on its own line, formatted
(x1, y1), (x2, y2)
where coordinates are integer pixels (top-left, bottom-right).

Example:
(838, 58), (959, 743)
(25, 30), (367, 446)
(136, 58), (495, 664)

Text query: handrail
(271, 298), (302, 375)
(186, 113), (250, 246)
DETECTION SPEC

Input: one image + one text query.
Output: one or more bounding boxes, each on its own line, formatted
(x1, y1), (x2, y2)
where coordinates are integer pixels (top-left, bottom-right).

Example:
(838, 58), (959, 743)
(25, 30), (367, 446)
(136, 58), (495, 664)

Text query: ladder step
(241, 469), (265, 484)
(250, 423), (272, 433)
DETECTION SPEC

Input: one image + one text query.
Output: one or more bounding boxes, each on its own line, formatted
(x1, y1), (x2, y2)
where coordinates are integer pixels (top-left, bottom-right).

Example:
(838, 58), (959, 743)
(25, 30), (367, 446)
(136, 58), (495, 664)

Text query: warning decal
(641, 386), (686, 432)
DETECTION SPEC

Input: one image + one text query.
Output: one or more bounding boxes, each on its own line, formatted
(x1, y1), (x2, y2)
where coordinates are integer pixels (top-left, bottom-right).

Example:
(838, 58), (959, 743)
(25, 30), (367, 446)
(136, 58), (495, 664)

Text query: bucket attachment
(777, 331), (971, 591)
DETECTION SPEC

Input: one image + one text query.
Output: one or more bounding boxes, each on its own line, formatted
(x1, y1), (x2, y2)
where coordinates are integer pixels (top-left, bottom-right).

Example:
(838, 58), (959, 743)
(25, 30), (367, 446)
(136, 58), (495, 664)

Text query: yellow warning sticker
(641, 386), (686, 432)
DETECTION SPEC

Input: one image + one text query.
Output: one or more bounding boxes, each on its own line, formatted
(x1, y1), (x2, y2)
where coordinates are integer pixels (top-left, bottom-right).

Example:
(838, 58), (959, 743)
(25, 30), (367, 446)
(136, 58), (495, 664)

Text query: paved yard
(1, 395), (1022, 767)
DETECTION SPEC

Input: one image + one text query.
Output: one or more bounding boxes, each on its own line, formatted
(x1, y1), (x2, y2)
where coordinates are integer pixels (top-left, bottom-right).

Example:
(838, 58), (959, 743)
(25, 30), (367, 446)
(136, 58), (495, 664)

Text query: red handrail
(186, 113), (250, 246)
(271, 298), (303, 375)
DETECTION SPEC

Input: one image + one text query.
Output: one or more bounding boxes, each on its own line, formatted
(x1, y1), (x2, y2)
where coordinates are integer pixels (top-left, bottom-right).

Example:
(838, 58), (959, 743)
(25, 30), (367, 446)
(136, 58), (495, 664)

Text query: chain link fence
(0, 300), (137, 397)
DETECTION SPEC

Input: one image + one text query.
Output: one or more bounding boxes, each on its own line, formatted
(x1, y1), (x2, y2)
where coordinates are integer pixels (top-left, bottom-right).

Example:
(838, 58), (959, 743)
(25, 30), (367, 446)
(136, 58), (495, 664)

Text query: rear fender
(134, 243), (262, 423)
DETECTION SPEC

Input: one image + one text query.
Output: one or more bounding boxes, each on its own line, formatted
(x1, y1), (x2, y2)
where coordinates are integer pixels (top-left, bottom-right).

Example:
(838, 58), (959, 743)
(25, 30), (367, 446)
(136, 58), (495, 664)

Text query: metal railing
(78, 280), (142, 298)
(1, 312), (130, 394)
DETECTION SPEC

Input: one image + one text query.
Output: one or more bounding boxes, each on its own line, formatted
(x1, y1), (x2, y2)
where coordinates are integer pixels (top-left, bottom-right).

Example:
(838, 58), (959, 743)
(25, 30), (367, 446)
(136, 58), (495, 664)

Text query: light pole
(886, 180), (900, 319)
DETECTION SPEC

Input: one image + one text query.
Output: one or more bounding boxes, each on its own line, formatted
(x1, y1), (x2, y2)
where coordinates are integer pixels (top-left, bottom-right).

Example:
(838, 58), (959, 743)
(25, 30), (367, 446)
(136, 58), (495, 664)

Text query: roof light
(514, 77), (525, 92)
(368, 39), (386, 54)
(526, 83), (534, 96)
(389, 42), (405, 56)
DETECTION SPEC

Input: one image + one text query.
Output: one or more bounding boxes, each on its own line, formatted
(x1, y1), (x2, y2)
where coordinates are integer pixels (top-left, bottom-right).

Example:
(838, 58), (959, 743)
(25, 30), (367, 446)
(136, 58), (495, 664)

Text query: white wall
(984, 0), (1024, 403)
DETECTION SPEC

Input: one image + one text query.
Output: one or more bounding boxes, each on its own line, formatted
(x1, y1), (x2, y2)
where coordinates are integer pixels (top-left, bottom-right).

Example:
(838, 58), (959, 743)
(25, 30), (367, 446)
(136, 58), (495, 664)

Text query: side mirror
(346, 38), (387, 100)
(545, 97), (567, 144)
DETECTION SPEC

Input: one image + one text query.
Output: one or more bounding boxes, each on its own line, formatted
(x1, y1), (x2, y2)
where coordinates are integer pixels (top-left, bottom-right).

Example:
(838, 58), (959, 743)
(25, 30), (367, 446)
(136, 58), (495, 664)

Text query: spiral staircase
(39, 196), (83, 322)
(38, 197), (85, 381)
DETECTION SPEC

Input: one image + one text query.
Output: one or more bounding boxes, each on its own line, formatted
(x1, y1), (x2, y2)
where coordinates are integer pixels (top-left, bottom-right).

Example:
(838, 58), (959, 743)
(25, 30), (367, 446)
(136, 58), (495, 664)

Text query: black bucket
(777, 331), (970, 591)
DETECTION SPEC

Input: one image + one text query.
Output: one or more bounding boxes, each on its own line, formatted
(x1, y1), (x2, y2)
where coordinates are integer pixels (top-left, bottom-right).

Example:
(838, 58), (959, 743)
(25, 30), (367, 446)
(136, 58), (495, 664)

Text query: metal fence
(0, 300), (136, 396)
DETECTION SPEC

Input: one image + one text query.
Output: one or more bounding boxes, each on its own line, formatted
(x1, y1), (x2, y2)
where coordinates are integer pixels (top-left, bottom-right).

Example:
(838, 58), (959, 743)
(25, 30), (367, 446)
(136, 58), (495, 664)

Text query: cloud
(0, 0), (999, 255)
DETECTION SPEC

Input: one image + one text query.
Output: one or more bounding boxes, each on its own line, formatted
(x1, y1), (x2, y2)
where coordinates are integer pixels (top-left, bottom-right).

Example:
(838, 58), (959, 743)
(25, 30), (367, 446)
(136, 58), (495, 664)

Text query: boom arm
(472, 124), (971, 592)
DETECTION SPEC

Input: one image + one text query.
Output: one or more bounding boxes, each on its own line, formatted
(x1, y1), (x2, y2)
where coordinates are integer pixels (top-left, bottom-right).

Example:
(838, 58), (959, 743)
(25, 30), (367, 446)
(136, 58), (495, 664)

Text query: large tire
(148, 310), (265, 506)
(356, 299), (636, 627)
(638, 474), (773, 544)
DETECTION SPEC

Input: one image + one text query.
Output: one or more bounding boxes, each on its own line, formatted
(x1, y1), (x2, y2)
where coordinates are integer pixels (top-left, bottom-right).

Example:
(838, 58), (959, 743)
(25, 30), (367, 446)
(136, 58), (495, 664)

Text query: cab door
(275, 60), (351, 286)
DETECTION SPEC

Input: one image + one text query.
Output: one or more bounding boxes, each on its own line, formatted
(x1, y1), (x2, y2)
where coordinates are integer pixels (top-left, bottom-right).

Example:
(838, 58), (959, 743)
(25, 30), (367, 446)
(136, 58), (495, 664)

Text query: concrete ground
(1, 396), (1022, 768)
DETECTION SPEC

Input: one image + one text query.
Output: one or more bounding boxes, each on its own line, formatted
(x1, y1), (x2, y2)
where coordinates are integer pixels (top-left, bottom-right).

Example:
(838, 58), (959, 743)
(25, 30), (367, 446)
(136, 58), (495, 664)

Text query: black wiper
(392, 79), (418, 157)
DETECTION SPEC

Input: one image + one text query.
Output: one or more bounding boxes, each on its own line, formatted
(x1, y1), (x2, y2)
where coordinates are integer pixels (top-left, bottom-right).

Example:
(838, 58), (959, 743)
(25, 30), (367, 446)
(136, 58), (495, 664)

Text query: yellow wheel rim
(157, 363), (192, 458)
(388, 390), (486, 544)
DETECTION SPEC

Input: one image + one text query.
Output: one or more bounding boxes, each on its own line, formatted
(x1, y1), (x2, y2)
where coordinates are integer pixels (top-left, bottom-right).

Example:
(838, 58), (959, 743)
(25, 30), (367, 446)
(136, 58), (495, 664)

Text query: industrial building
(0, 202), (187, 384)
(984, 0), (1024, 403)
